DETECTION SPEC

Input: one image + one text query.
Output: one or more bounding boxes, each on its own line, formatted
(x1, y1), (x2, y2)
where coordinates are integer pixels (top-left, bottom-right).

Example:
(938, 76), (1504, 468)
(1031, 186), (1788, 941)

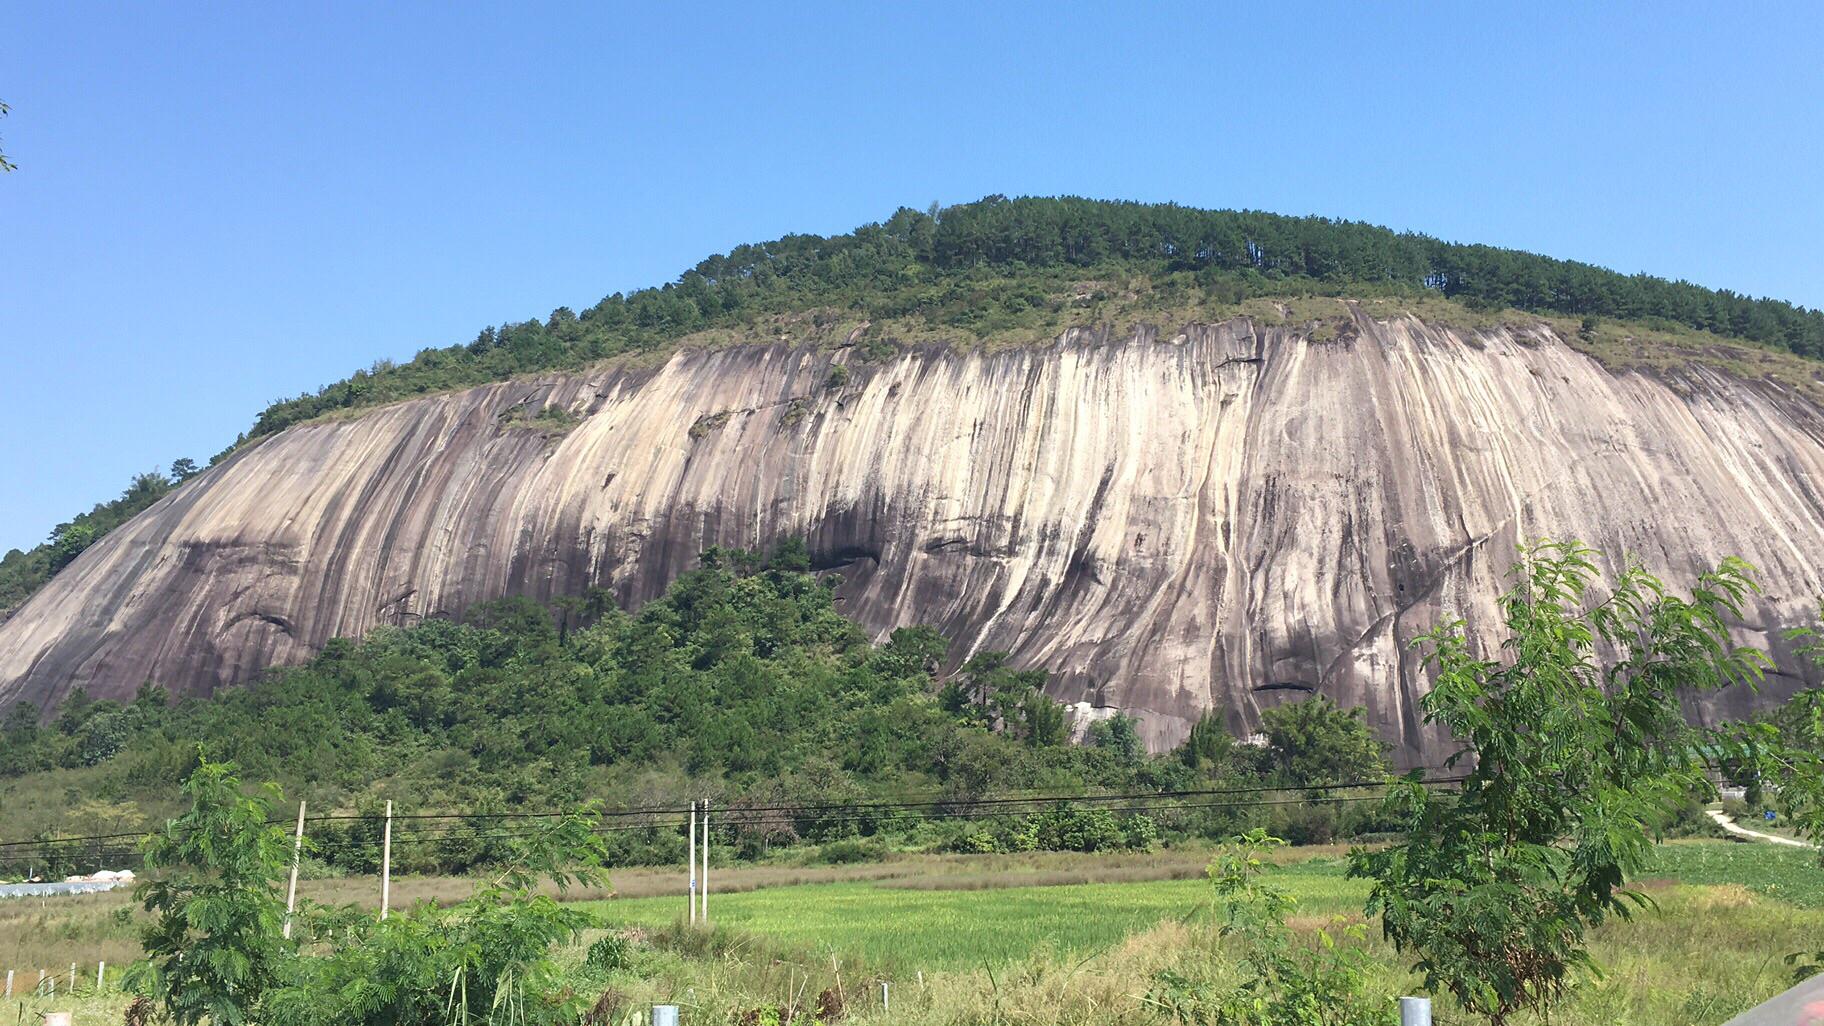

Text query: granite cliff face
(4, 311), (1823, 762)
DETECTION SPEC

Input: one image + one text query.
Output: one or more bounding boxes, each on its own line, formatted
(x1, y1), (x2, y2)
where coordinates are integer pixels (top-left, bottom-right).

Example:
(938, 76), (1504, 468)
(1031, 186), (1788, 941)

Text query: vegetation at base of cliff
(0, 459), (198, 619)
(0, 544), (1400, 877)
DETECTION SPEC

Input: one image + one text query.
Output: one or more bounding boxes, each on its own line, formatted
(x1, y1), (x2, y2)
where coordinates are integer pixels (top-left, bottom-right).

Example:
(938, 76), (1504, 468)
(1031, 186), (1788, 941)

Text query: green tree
(873, 625), (947, 680)
(946, 651), (1066, 744)
(1258, 696), (1386, 787)
(48, 521), (97, 572)
(1350, 542), (1767, 1025)
(1724, 605), (1824, 860)
(132, 756), (293, 1026)
(766, 536), (811, 572)
(1181, 709), (1239, 775)
(1021, 689), (1068, 746)
(1088, 712), (1145, 767)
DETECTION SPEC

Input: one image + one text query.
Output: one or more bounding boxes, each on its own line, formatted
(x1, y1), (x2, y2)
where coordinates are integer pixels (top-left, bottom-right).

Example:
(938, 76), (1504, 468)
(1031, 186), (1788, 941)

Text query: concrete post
(1399, 996), (1432, 1026)
(651, 1005), (679, 1026)
(284, 800), (306, 939)
(380, 799), (393, 921)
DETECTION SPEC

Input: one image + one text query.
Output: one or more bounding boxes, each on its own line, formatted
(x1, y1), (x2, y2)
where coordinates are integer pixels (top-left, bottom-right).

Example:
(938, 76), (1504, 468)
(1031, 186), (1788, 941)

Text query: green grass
(585, 842), (1824, 973)
(572, 841), (1824, 1026)
(1642, 839), (1824, 906)
(600, 879), (1184, 970)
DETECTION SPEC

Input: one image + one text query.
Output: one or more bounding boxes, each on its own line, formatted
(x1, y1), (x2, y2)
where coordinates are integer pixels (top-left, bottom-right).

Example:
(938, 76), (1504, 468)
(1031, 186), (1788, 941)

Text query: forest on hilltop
(7, 195), (1824, 635)
(242, 195), (1824, 444)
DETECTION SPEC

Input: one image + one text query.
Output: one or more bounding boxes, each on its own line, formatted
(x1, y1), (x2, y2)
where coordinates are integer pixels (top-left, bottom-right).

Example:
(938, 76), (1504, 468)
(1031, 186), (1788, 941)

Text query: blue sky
(2, 2), (1821, 553)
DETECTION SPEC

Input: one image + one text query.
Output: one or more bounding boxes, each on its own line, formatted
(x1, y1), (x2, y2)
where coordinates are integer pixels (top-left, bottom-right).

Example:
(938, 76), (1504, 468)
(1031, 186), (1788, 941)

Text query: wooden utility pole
(380, 799), (393, 921)
(284, 800), (306, 939)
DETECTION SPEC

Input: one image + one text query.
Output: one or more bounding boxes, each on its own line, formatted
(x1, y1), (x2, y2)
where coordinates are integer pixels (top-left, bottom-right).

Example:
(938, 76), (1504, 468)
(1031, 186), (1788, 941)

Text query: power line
(323, 788), (1466, 848)
(0, 776), (1464, 860)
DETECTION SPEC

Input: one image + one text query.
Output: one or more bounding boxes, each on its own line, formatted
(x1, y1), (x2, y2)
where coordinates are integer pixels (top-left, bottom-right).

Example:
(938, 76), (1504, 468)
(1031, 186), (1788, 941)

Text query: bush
(1031, 806), (1125, 852)
(1123, 813), (1160, 850)
(946, 828), (1003, 854)
(585, 933), (633, 973)
(1149, 830), (1382, 1026)
(816, 838), (885, 864)
(130, 759), (614, 1026)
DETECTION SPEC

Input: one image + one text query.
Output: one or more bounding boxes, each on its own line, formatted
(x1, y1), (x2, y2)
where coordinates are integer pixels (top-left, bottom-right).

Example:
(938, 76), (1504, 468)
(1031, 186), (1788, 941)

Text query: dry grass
(6, 989), (133, 1026)
(292, 841), (1313, 908)
(0, 890), (138, 970)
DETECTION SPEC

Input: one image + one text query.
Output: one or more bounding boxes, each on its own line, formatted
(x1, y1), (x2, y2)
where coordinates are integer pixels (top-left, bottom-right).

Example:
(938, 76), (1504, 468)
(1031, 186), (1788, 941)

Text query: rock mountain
(3, 310), (1822, 762)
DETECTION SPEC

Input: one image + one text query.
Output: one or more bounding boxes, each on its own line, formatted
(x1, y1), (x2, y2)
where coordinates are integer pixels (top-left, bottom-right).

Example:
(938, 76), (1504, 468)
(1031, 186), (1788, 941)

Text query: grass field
(4, 839), (1820, 1025)
(582, 855), (1365, 971)
(573, 840), (1824, 974)
(568, 840), (1824, 1025)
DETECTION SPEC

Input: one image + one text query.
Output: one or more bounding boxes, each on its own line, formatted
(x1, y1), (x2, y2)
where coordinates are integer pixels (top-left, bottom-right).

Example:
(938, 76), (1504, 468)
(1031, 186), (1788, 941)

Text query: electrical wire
(0, 776), (1463, 866)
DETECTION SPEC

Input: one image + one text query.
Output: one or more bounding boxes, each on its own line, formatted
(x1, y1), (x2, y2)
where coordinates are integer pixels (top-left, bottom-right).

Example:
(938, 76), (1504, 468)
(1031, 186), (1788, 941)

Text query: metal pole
(701, 799), (709, 922)
(1399, 996), (1432, 1026)
(284, 799), (306, 939)
(687, 799), (697, 924)
(380, 799), (393, 921)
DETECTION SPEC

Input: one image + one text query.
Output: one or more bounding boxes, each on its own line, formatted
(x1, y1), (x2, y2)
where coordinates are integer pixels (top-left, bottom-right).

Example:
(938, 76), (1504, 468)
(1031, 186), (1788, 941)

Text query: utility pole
(284, 800), (306, 939)
(700, 799), (710, 922)
(380, 799), (393, 921)
(687, 799), (697, 924)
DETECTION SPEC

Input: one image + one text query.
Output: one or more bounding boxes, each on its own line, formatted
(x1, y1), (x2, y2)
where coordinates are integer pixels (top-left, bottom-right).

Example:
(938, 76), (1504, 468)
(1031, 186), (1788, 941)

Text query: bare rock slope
(4, 312), (1823, 762)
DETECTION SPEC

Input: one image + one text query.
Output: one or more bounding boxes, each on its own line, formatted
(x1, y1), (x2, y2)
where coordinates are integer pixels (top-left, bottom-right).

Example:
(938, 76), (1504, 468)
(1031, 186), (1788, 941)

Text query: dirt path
(1706, 809), (1820, 850)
